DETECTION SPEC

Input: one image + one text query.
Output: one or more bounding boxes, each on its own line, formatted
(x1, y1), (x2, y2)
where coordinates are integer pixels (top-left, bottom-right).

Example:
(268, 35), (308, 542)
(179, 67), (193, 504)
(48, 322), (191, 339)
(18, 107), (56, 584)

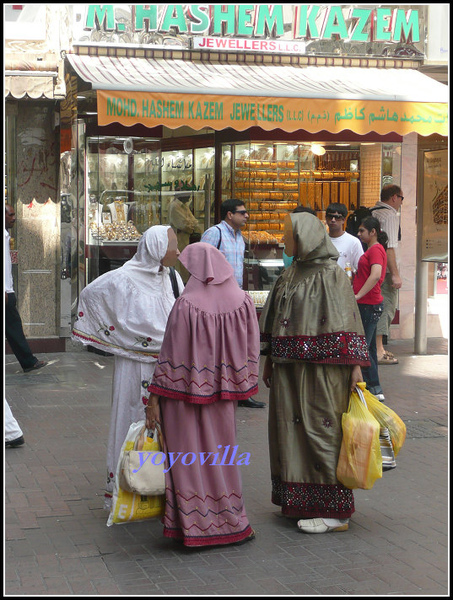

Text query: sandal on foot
(297, 518), (349, 534)
(378, 351), (399, 365)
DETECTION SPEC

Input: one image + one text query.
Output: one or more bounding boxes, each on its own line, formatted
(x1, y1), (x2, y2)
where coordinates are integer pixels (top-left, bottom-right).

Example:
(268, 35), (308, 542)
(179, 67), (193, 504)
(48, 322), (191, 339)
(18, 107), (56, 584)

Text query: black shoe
(23, 360), (47, 373)
(5, 435), (25, 448)
(238, 398), (266, 408)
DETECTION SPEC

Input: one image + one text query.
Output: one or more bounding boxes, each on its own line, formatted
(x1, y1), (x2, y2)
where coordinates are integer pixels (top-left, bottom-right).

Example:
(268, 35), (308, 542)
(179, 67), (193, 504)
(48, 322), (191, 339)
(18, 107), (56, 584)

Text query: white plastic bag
(107, 420), (165, 526)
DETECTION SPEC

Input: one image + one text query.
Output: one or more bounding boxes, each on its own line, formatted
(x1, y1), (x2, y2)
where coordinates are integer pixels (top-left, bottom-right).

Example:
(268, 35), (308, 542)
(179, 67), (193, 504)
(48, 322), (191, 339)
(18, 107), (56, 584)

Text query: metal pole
(414, 262), (428, 354)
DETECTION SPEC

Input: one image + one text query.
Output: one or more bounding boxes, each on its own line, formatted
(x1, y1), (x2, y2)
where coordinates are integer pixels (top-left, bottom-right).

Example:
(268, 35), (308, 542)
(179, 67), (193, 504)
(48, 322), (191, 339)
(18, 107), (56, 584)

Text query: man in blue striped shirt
(201, 199), (249, 289)
(201, 199), (265, 408)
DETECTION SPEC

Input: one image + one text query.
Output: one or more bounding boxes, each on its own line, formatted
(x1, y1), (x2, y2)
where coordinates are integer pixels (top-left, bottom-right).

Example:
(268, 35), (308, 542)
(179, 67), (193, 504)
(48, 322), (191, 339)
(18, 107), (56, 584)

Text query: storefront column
(397, 132), (418, 341)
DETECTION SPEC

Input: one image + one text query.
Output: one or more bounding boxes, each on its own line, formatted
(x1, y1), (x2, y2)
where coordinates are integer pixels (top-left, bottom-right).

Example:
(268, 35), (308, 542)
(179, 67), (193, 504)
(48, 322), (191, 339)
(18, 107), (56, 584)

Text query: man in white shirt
(325, 203), (364, 272)
(372, 185), (403, 365)
(5, 204), (47, 373)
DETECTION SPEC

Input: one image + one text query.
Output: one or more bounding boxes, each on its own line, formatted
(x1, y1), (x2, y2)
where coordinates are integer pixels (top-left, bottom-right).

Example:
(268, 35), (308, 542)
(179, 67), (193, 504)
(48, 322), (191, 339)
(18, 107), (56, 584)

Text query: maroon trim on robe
(261, 331), (370, 366)
(271, 477), (355, 519)
(147, 383), (258, 404)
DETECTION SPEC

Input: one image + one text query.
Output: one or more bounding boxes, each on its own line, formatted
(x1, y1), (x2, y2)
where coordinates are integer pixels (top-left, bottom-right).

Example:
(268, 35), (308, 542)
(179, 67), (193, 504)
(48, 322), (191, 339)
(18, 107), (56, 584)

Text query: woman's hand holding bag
(119, 423), (166, 496)
(336, 385), (383, 490)
(107, 420), (165, 526)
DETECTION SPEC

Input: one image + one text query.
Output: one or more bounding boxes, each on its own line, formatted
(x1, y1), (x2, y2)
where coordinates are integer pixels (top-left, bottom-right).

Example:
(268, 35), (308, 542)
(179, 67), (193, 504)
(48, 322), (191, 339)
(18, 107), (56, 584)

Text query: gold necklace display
(89, 221), (142, 242)
(114, 200), (127, 223)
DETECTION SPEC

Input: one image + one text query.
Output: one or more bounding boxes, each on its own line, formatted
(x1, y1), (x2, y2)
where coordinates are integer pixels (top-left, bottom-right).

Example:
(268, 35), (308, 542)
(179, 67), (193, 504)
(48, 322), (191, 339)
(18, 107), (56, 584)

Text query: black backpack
(345, 206), (386, 238)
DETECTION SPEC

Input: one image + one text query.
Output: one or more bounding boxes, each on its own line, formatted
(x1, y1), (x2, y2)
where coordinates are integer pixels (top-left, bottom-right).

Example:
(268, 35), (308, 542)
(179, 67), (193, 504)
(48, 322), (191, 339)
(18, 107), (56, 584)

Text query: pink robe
(148, 243), (260, 546)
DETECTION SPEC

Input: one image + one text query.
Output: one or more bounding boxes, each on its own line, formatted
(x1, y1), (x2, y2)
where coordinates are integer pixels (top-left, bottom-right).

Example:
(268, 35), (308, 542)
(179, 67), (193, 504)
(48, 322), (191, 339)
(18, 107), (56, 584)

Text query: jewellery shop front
(64, 4), (448, 339)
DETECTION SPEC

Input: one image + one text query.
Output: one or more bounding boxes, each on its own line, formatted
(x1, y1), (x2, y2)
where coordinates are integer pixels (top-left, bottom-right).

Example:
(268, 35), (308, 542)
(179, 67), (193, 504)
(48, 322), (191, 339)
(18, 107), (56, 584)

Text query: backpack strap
(215, 225), (222, 250)
(169, 267), (180, 299)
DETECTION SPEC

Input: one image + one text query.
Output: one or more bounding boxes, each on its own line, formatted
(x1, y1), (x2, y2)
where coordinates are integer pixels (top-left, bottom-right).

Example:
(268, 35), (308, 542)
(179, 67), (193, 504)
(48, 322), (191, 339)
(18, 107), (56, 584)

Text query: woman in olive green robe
(260, 213), (369, 533)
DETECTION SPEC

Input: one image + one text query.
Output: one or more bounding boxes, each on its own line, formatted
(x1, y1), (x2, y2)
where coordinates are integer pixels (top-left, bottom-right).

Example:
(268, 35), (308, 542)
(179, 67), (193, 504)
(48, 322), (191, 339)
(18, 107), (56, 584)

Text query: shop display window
(161, 146), (215, 233)
(221, 139), (401, 296)
(85, 136), (215, 282)
(86, 136), (161, 245)
(85, 136), (161, 281)
(221, 140), (362, 295)
(382, 143), (402, 187)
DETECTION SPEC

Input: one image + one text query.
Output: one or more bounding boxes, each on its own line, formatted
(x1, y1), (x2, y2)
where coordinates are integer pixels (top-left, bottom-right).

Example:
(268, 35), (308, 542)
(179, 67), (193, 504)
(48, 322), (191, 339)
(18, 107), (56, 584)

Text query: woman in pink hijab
(146, 242), (260, 547)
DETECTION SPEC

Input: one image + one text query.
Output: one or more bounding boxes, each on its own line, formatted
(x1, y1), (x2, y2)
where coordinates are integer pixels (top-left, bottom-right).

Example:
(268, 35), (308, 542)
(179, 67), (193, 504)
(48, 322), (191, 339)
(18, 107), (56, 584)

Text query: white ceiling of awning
(67, 53), (448, 103)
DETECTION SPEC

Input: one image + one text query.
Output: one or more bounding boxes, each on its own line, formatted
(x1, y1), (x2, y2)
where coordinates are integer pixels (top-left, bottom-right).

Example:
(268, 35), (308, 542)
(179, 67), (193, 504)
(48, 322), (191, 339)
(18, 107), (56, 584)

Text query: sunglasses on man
(326, 213), (345, 220)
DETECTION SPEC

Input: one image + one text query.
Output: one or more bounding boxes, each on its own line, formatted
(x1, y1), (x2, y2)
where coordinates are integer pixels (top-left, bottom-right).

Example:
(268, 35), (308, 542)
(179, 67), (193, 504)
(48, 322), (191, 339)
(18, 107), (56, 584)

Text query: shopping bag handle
(135, 423), (163, 451)
(355, 385), (368, 408)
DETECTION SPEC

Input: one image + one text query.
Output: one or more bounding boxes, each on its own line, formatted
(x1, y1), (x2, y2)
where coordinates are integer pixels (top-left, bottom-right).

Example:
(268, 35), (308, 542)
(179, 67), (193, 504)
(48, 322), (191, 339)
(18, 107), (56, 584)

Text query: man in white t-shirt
(325, 203), (364, 272)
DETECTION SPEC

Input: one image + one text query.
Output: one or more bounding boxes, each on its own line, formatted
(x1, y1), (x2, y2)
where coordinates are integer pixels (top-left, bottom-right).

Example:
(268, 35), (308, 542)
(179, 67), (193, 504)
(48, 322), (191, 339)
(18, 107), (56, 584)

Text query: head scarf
(121, 225), (172, 292)
(260, 213), (369, 366)
(179, 241), (233, 284)
(178, 242), (244, 313)
(148, 242), (260, 403)
(72, 225), (183, 361)
(292, 212), (339, 263)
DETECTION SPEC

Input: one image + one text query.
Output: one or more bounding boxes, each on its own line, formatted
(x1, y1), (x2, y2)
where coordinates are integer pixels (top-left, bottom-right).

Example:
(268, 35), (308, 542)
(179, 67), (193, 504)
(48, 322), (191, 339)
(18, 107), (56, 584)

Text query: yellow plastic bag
(356, 382), (406, 457)
(107, 421), (165, 526)
(337, 386), (383, 490)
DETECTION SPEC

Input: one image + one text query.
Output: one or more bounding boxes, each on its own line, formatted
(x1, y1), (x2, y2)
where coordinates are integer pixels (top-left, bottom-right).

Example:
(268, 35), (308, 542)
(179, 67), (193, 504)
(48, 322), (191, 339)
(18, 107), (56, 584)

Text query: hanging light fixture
(311, 143), (326, 156)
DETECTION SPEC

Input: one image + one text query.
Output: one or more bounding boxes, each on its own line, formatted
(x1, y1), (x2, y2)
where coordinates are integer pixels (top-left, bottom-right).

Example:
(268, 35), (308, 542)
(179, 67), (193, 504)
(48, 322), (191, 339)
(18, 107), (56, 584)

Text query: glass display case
(161, 146), (215, 233)
(85, 137), (215, 283)
(221, 141), (361, 293)
(85, 136), (161, 281)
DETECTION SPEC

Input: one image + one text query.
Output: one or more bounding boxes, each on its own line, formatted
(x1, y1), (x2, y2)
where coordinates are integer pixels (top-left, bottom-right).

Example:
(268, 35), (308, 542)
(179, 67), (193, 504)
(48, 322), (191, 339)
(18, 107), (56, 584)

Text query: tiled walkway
(5, 338), (448, 595)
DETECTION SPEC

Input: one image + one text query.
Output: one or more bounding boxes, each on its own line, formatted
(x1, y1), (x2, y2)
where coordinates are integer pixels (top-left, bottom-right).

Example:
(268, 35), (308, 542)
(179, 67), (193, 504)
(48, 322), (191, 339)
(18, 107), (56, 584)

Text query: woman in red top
(353, 217), (388, 402)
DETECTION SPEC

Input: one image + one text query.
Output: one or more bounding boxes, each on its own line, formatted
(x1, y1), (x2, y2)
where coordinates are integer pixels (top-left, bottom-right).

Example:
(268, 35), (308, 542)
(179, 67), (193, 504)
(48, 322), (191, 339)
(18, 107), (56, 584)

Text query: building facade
(5, 4), (448, 353)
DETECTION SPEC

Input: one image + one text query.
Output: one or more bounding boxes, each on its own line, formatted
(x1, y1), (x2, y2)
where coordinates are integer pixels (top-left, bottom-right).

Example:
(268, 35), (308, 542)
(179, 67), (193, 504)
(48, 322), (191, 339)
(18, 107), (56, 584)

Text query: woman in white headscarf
(72, 226), (183, 508)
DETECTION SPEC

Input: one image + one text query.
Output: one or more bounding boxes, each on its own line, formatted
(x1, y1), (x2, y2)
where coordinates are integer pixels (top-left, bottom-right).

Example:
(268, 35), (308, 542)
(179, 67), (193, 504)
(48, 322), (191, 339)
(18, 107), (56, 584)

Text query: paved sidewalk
(5, 338), (449, 596)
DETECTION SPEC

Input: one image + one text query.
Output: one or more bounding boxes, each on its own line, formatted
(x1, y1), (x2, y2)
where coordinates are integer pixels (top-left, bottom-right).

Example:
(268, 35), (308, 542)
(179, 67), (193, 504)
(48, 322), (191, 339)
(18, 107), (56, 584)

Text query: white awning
(5, 73), (58, 99)
(67, 53), (448, 103)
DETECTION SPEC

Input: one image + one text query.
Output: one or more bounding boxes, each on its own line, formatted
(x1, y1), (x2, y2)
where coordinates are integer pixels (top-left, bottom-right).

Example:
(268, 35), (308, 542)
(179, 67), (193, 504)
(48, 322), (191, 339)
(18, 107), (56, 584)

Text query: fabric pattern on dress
(72, 226), (183, 362)
(260, 213), (369, 519)
(148, 242), (260, 404)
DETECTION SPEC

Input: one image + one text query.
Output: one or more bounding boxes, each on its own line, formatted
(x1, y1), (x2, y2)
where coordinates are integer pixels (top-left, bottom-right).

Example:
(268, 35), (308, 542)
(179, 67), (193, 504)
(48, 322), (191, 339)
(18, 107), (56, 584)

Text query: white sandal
(297, 517), (349, 533)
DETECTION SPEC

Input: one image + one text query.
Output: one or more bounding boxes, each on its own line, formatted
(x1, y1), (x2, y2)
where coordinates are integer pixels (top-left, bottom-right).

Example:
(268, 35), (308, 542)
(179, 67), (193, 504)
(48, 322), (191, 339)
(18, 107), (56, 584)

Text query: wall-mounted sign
(75, 4), (426, 58)
(422, 150), (448, 262)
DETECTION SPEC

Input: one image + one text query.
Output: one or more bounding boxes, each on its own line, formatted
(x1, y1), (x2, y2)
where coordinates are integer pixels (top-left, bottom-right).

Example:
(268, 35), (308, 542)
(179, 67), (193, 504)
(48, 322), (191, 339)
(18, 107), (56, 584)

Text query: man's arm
(386, 247), (402, 289)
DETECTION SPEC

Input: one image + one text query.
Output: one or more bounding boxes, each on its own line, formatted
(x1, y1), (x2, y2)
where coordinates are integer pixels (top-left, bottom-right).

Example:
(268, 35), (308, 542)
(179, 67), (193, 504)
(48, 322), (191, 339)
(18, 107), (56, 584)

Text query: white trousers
(5, 399), (23, 442)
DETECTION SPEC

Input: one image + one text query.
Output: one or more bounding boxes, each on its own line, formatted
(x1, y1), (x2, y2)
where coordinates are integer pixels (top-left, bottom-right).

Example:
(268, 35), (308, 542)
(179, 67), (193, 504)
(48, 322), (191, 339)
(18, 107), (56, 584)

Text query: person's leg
(358, 304), (384, 396)
(376, 275), (398, 361)
(5, 398), (24, 446)
(5, 293), (38, 371)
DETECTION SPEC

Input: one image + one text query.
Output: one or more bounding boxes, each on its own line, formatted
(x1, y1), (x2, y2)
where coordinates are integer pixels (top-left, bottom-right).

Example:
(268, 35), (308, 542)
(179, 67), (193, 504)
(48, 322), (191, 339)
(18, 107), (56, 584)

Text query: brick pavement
(5, 338), (448, 596)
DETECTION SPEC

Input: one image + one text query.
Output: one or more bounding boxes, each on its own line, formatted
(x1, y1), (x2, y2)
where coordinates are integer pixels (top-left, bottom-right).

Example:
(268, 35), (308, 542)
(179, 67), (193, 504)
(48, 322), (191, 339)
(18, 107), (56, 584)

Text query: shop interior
(79, 122), (402, 300)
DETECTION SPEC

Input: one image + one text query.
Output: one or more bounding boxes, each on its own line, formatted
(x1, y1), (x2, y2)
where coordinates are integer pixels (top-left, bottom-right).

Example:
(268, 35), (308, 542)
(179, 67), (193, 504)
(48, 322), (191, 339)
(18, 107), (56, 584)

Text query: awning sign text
(98, 90), (448, 137)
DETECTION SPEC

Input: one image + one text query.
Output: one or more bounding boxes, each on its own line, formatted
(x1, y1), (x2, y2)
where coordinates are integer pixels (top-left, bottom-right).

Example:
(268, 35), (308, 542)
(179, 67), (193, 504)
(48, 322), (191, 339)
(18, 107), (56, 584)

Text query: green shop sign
(82, 5), (423, 56)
